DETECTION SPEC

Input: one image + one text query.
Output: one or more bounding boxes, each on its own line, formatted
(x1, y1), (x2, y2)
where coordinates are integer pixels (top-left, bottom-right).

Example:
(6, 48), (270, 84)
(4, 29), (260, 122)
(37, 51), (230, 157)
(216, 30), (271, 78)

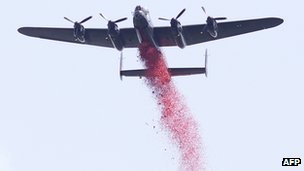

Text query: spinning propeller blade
(79, 16), (93, 24)
(114, 17), (128, 23)
(158, 17), (170, 21)
(201, 6), (227, 21)
(64, 17), (74, 24)
(64, 16), (92, 24)
(100, 13), (127, 23)
(214, 17), (227, 20)
(99, 13), (109, 21)
(176, 8), (186, 19)
(201, 6), (207, 14)
(159, 8), (186, 21)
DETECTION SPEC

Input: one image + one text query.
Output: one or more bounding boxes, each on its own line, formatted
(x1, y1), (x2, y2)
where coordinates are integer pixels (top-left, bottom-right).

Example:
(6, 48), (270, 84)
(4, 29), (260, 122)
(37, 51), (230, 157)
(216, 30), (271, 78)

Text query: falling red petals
(138, 42), (203, 171)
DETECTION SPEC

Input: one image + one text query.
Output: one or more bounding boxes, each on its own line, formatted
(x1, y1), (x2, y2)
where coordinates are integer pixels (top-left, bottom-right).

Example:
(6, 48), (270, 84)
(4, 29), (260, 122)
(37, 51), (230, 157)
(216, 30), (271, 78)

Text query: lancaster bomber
(18, 5), (283, 78)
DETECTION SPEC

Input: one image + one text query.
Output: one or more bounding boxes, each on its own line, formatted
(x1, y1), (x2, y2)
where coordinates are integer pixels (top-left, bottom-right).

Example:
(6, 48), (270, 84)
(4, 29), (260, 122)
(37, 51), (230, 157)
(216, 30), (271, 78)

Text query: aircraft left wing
(18, 27), (139, 48)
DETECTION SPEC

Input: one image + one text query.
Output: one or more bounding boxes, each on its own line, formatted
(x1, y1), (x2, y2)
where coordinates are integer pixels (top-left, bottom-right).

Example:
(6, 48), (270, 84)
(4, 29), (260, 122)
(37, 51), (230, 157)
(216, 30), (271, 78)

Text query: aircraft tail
(119, 52), (123, 80)
(120, 49), (208, 78)
(204, 49), (208, 77)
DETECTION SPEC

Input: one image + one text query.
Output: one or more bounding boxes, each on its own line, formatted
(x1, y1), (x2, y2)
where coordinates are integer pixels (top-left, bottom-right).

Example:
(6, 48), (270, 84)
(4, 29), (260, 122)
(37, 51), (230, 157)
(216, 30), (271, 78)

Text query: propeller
(63, 17), (74, 24)
(213, 17), (227, 20)
(201, 6), (227, 20)
(79, 16), (93, 24)
(200, 6), (227, 37)
(64, 16), (93, 24)
(158, 8), (186, 21)
(64, 16), (92, 42)
(176, 8), (186, 19)
(99, 13), (127, 24)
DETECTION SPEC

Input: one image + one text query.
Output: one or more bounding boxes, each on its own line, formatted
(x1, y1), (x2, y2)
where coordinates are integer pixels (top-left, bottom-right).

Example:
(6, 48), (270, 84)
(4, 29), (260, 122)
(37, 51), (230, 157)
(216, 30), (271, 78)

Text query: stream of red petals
(138, 42), (203, 171)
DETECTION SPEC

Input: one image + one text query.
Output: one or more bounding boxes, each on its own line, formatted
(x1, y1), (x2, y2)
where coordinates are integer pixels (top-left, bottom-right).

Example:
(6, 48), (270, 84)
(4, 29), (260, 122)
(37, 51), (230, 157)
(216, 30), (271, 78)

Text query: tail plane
(120, 49), (208, 79)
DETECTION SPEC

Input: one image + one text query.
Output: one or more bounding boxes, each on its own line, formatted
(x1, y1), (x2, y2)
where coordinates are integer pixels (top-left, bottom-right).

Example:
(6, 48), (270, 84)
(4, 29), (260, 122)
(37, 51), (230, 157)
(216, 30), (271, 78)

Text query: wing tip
(272, 17), (284, 26)
(265, 17), (284, 28)
(17, 27), (25, 34)
(18, 27), (31, 36)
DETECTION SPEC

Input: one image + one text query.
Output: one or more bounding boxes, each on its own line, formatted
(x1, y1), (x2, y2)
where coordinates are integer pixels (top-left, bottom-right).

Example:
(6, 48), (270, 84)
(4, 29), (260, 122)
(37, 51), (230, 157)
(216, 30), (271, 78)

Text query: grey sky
(1, 0), (303, 171)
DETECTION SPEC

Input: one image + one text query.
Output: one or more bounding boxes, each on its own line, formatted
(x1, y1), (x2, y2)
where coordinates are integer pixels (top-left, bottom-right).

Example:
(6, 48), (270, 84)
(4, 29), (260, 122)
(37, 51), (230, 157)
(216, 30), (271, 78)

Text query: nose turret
(135, 5), (142, 12)
(133, 5), (149, 29)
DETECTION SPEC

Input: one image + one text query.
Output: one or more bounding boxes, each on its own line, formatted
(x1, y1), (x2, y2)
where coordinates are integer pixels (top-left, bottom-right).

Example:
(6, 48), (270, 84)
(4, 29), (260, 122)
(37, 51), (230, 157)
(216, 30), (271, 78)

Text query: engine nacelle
(73, 23), (86, 43)
(203, 16), (226, 38)
(170, 19), (186, 49)
(107, 22), (124, 51)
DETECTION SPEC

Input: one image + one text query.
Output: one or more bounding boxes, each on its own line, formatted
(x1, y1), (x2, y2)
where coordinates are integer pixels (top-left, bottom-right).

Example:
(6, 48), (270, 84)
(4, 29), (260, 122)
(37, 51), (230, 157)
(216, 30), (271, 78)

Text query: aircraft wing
(18, 27), (139, 48)
(18, 17), (282, 48)
(154, 17), (283, 46)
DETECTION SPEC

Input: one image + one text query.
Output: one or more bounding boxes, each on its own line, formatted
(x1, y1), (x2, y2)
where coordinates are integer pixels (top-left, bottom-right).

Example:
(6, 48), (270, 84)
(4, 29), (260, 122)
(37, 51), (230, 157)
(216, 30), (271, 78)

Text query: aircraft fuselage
(133, 6), (160, 51)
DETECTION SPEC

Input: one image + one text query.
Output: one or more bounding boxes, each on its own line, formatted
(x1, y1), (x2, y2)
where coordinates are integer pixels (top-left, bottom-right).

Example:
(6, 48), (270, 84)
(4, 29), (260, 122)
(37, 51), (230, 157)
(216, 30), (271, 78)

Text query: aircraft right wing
(153, 17), (283, 47)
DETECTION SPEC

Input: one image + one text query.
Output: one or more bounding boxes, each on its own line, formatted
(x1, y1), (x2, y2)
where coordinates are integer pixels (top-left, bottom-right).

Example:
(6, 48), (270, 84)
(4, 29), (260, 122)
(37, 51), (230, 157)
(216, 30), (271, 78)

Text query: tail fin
(119, 52), (123, 81)
(204, 49), (208, 77)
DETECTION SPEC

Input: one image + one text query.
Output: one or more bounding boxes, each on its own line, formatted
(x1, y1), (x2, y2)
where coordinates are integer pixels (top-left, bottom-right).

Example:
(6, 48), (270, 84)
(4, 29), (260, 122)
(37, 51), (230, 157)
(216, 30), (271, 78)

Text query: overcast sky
(1, 0), (303, 171)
